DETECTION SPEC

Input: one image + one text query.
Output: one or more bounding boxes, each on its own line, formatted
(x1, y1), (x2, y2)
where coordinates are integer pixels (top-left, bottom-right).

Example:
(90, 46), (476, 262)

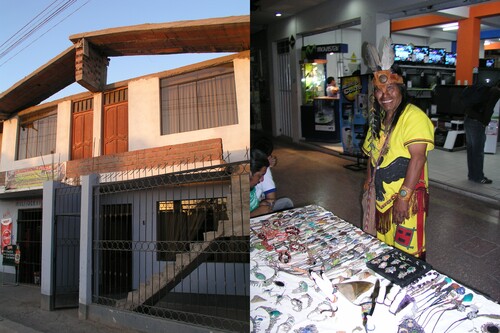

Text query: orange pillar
(455, 17), (481, 85)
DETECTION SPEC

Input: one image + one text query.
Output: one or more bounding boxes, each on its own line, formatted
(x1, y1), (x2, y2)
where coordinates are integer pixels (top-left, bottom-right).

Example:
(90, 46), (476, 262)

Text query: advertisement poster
(1, 218), (12, 253)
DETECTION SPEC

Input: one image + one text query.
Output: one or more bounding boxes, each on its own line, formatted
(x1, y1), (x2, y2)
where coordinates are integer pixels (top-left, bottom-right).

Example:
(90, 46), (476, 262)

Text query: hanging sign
(1, 218), (12, 253)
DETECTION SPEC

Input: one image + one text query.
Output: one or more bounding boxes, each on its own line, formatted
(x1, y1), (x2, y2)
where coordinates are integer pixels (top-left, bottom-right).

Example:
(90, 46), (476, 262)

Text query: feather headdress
(362, 36), (403, 94)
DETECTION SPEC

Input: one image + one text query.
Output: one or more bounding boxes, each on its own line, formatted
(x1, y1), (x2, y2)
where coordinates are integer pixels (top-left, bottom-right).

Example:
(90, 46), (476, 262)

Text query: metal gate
(53, 184), (81, 309)
(17, 209), (42, 285)
(277, 39), (293, 138)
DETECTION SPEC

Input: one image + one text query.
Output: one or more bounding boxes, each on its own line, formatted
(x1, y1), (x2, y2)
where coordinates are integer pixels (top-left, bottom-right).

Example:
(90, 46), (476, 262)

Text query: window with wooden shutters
(160, 65), (238, 135)
(17, 108), (57, 160)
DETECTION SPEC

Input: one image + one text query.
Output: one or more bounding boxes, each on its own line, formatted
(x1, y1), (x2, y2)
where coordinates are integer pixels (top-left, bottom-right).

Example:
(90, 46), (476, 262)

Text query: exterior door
(103, 102), (128, 155)
(72, 109), (93, 160)
(17, 209), (42, 285)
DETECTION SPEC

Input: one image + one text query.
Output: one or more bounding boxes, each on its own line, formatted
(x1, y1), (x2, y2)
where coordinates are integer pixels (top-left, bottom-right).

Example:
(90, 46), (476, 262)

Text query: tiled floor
(305, 141), (500, 205)
(268, 138), (500, 302)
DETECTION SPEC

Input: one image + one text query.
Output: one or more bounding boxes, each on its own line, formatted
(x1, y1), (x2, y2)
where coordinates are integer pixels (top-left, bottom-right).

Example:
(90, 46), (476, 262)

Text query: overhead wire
(0, 0), (77, 59)
(0, 0), (91, 68)
(0, 0), (62, 51)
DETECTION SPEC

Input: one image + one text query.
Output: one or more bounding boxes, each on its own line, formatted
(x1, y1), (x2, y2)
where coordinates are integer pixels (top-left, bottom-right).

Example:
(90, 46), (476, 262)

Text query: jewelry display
(250, 205), (500, 333)
(256, 306), (282, 333)
(366, 248), (432, 287)
(306, 301), (338, 321)
(250, 262), (278, 288)
(398, 317), (425, 333)
(481, 322), (500, 333)
(276, 315), (295, 333)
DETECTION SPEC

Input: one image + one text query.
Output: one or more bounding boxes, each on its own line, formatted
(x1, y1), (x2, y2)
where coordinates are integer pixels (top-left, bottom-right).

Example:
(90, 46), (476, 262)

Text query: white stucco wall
(0, 102), (71, 173)
(128, 55), (250, 162)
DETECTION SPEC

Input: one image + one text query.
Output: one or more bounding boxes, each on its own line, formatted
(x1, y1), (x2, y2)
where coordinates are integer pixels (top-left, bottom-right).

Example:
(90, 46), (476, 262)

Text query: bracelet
(398, 185), (414, 201)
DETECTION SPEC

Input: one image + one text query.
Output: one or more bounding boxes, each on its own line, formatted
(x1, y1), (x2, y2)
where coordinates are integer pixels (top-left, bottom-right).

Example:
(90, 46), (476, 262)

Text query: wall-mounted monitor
(428, 48), (445, 65)
(445, 52), (456, 67)
(479, 58), (496, 68)
(411, 46), (429, 63)
(393, 44), (413, 63)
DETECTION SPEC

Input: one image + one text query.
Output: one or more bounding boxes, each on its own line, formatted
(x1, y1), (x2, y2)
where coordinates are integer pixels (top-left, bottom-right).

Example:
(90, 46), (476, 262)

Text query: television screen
(479, 58), (495, 68)
(445, 52), (456, 67)
(428, 48), (445, 65)
(393, 44), (413, 63)
(433, 85), (467, 116)
(441, 74), (455, 85)
(406, 74), (423, 88)
(477, 68), (500, 87)
(425, 74), (438, 87)
(412, 46), (429, 63)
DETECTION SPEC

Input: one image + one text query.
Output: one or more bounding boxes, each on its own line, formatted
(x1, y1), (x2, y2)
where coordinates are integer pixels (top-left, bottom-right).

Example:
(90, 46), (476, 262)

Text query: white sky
(0, 0), (249, 102)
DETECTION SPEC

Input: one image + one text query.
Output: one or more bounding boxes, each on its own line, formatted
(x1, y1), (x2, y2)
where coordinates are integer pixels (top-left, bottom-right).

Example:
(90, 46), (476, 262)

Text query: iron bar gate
(91, 161), (250, 332)
(53, 184), (81, 309)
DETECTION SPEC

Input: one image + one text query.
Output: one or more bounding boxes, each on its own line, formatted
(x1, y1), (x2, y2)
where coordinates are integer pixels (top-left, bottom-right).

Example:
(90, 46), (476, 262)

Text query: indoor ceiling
(251, 0), (500, 43)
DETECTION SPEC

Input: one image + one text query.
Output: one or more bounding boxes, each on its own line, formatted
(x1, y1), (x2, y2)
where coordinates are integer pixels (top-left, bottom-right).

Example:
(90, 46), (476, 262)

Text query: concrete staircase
(116, 167), (249, 310)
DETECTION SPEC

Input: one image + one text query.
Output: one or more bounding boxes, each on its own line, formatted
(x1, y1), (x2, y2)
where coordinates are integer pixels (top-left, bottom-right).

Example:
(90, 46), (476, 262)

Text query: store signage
(314, 43), (348, 54)
(1, 218), (12, 253)
(5, 163), (66, 190)
(342, 76), (363, 102)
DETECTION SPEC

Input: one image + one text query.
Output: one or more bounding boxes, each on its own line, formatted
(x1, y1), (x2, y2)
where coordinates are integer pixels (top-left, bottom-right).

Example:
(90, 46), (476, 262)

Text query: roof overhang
(0, 15), (250, 119)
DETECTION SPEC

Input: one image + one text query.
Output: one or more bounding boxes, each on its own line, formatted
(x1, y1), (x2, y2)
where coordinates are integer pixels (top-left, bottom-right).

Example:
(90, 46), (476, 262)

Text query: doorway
(17, 209), (42, 285)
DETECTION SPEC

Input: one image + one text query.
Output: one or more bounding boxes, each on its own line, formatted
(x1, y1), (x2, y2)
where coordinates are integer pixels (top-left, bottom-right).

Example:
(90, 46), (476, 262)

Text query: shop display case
(301, 60), (326, 105)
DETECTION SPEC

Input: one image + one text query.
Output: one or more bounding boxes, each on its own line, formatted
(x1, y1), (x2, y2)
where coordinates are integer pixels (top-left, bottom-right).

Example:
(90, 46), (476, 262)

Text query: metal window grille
(92, 161), (249, 332)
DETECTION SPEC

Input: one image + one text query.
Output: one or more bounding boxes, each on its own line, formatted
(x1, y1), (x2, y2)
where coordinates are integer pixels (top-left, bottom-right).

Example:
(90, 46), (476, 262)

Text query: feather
(362, 41), (381, 72)
(380, 37), (395, 70)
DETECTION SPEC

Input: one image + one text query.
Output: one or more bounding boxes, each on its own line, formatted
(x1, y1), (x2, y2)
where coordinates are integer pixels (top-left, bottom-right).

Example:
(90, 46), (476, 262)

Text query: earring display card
(366, 248), (432, 287)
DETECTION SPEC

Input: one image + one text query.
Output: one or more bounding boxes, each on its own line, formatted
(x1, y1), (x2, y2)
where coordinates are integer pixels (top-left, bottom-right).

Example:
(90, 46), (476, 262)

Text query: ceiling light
(275, 12), (282, 17)
(441, 22), (458, 31)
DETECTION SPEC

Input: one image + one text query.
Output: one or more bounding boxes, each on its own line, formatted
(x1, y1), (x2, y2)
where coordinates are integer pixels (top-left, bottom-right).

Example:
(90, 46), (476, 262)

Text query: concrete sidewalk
(0, 282), (141, 333)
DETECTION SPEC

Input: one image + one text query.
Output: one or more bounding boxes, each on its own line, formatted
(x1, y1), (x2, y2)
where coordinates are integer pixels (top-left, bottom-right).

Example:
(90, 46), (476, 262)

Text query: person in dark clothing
(464, 80), (500, 184)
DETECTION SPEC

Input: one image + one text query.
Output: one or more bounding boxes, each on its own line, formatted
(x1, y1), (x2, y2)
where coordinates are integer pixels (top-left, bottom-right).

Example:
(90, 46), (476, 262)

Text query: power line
(0, 0), (77, 60)
(0, 0), (91, 68)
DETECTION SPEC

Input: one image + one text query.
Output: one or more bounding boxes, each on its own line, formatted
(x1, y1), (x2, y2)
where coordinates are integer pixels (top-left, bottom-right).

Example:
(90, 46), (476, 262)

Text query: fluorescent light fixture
(441, 22), (458, 31)
(275, 12), (282, 17)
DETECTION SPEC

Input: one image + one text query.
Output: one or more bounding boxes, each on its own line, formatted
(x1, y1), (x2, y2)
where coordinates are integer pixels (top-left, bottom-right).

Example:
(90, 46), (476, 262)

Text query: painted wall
(0, 53), (250, 183)
(127, 56), (249, 162)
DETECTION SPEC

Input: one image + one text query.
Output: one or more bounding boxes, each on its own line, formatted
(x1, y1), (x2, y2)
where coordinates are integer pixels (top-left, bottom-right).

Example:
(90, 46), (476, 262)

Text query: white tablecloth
(250, 205), (500, 333)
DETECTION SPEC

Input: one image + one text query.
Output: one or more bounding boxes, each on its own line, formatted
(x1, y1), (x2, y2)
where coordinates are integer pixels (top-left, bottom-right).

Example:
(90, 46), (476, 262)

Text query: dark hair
(371, 65), (408, 139)
(252, 136), (274, 156)
(250, 148), (270, 174)
(327, 76), (335, 84)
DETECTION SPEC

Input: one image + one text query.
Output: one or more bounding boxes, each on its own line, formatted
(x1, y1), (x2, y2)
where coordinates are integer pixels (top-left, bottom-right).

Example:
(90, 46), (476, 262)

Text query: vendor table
(250, 205), (500, 333)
